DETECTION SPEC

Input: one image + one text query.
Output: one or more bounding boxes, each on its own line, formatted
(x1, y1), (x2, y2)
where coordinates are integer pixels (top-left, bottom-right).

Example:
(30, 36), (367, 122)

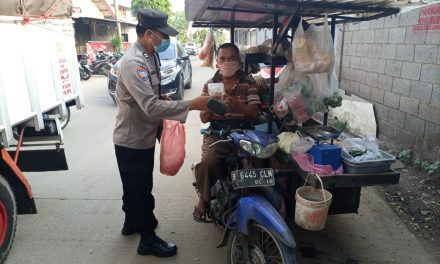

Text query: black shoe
(137, 232), (177, 257)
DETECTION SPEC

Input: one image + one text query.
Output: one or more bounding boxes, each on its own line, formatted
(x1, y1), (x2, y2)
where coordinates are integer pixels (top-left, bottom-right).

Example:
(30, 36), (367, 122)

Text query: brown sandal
(192, 206), (212, 223)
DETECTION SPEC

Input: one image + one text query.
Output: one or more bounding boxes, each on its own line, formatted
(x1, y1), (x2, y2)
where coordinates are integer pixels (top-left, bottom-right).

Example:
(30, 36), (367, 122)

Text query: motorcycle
(78, 62), (91, 81)
(193, 99), (297, 264)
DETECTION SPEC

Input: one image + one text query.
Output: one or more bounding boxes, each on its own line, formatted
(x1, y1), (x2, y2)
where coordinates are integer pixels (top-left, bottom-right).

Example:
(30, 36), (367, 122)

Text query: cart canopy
(186, 0), (414, 27)
(0, 0), (72, 18)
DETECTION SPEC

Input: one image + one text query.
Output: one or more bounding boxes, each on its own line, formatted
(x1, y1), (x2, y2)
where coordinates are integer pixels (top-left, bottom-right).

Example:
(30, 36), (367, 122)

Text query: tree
(131, 0), (171, 17)
(169, 11), (189, 43)
(193, 29), (208, 47)
(215, 30), (227, 45)
(110, 36), (122, 53)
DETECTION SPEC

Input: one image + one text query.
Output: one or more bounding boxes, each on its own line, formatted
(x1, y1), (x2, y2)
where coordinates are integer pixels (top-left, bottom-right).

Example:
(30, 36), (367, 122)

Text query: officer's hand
(189, 96), (210, 111)
(161, 95), (172, 101)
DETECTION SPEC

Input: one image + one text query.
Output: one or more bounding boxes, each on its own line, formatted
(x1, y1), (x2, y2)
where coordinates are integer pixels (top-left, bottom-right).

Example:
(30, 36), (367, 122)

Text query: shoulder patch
(137, 66), (150, 81)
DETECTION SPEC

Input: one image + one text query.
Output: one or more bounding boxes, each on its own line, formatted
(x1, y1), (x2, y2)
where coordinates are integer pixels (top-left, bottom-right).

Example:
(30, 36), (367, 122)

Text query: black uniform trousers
(115, 144), (158, 235)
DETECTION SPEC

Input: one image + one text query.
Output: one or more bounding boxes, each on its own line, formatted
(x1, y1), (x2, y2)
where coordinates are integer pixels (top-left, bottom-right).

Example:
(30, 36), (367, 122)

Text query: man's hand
(223, 95), (238, 112)
(224, 113), (245, 119)
(161, 95), (172, 101)
(189, 96), (210, 111)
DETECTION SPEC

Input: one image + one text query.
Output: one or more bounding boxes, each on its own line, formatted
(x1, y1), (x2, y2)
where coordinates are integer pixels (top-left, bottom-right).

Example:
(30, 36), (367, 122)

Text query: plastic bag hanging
(199, 30), (215, 68)
(293, 16), (334, 74)
(160, 120), (186, 176)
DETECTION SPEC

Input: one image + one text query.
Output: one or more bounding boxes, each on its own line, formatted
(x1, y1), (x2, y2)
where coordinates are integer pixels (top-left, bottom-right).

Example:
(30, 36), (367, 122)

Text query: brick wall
(338, 3), (440, 161)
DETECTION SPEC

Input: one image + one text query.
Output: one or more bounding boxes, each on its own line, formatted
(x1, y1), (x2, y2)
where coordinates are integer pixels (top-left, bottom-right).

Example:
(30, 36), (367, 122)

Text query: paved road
(7, 57), (438, 264)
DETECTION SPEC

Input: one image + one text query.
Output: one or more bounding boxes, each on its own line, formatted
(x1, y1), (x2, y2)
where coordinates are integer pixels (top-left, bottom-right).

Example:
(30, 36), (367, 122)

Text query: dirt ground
(378, 165), (440, 260)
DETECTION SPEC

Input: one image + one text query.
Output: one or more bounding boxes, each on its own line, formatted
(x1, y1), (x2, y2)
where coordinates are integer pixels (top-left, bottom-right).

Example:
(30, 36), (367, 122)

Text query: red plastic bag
(160, 120), (186, 176)
(292, 153), (343, 175)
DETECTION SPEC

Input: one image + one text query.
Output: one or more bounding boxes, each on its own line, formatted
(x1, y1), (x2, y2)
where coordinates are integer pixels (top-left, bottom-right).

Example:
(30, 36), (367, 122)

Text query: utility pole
(114, 0), (122, 41)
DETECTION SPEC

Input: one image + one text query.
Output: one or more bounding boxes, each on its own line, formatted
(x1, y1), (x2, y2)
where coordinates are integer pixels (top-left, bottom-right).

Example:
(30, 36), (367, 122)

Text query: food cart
(185, 0), (410, 262)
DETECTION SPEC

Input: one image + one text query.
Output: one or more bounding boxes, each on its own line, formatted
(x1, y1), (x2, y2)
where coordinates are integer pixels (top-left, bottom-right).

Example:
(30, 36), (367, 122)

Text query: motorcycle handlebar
(200, 128), (226, 138)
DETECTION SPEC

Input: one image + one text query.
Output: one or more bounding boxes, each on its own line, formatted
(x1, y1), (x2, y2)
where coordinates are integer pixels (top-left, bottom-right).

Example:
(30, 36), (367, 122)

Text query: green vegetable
(349, 150), (367, 157)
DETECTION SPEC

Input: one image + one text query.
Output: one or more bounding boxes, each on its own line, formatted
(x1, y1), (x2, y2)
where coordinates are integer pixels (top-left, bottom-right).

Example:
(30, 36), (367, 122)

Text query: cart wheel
(60, 107), (71, 130)
(0, 175), (17, 263)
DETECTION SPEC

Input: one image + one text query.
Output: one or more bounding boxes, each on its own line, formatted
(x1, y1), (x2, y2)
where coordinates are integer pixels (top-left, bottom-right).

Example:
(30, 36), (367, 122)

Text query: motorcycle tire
(0, 175), (17, 263)
(82, 69), (91, 80)
(103, 66), (110, 77)
(227, 223), (296, 264)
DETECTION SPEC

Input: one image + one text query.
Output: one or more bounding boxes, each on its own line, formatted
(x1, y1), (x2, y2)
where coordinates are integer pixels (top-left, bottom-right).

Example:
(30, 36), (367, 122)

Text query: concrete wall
(337, 3), (440, 161)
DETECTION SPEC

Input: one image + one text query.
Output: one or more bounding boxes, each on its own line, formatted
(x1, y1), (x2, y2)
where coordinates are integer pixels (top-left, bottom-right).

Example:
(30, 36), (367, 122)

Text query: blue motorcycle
(194, 99), (297, 264)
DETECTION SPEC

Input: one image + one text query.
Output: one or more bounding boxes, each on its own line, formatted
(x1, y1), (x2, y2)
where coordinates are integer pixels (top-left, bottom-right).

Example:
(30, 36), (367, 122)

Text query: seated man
(193, 43), (261, 222)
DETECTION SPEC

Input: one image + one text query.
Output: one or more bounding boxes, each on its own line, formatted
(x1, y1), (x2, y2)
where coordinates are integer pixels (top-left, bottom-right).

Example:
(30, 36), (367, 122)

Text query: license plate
(231, 168), (275, 189)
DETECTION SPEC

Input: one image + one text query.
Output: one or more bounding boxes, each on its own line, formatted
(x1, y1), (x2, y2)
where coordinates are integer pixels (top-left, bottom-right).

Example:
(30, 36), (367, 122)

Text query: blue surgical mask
(155, 39), (170, 53)
(150, 31), (170, 53)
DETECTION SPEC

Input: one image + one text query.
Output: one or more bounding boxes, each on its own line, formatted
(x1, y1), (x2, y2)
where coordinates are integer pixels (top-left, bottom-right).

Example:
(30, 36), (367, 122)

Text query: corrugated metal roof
(185, 0), (418, 27)
(0, 0), (72, 17)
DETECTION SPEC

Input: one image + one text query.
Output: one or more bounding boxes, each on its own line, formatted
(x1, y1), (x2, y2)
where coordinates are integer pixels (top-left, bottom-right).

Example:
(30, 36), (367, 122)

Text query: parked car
(108, 38), (192, 102)
(184, 41), (198, 55)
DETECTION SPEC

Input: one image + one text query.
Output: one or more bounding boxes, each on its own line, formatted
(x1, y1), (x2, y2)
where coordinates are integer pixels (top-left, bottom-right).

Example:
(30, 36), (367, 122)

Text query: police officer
(113, 9), (209, 258)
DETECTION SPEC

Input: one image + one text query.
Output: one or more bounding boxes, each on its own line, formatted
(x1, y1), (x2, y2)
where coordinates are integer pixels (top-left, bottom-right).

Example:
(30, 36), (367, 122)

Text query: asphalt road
(7, 57), (439, 264)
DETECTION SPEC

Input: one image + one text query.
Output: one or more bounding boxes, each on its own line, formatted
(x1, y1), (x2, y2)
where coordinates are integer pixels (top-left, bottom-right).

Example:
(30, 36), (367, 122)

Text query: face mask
(219, 61), (240, 78)
(149, 31), (170, 53)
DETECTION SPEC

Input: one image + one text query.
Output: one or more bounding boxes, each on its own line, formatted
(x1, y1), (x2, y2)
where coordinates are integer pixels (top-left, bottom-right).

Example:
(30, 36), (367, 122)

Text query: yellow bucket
(295, 173), (332, 231)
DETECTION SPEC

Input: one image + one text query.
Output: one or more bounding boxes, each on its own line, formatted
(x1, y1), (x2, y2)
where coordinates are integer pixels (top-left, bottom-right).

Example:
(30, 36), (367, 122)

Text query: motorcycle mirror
(207, 98), (227, 116)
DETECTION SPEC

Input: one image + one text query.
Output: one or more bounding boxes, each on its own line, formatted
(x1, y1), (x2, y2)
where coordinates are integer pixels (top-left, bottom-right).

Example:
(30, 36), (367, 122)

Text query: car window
(158, 43), (176, 60)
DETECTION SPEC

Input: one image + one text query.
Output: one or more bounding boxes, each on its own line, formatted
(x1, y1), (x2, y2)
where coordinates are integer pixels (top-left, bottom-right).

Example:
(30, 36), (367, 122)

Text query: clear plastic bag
(290, 136), (315, 154)
(293, 17), (334, 74)
(273, 92), (289, 119)
(339, 133), (383, 162)
(160, 120), (186, 176)
(207, 83), (224, 97)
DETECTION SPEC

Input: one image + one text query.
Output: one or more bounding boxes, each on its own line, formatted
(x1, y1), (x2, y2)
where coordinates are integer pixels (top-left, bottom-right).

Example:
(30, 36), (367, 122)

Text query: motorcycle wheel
(82, 69), (91, 80)
(103, 65), (110, 77)
(227, 223), (296, 264)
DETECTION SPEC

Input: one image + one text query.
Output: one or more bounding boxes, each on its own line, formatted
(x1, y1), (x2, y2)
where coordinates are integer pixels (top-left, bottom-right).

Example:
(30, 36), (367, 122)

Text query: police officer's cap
(137, 9), (178, 36)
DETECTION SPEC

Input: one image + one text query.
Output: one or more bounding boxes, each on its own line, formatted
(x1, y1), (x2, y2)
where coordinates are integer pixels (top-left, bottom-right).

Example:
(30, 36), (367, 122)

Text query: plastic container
(295, 174), (332, 231)
(342, 150), (396, 174)
(207, 83), (224, 97)
(308, 138), (342, 170)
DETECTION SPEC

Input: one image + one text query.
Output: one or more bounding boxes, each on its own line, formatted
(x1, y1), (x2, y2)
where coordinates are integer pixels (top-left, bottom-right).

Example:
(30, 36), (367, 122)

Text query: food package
(199, 31), (215, 68)
(207, 83), (224, 97)
(277, 132), (301, 154)
(293, 17), (334, 74)
(338, 133), (383, 161)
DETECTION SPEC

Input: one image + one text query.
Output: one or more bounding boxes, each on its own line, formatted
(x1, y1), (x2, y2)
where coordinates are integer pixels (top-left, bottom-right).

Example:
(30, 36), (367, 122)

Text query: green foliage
(169, 11), (189, 43)
(193, 29), (208, 47)
(110, 36), (122, 53)
(215, 30), (227, 45)
(131, 0), (171, 17)
(398, 149), (412, 165)
(332, 119), (350, 133)
(413, 158), (440, 175)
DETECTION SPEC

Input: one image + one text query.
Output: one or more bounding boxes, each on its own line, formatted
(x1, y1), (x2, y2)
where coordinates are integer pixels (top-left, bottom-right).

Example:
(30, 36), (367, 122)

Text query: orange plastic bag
(160, 120), (186, 176)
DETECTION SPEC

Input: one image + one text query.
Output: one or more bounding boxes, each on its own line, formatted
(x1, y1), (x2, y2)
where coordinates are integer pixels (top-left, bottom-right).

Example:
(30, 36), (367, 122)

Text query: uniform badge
(137, 66), (149, 81)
